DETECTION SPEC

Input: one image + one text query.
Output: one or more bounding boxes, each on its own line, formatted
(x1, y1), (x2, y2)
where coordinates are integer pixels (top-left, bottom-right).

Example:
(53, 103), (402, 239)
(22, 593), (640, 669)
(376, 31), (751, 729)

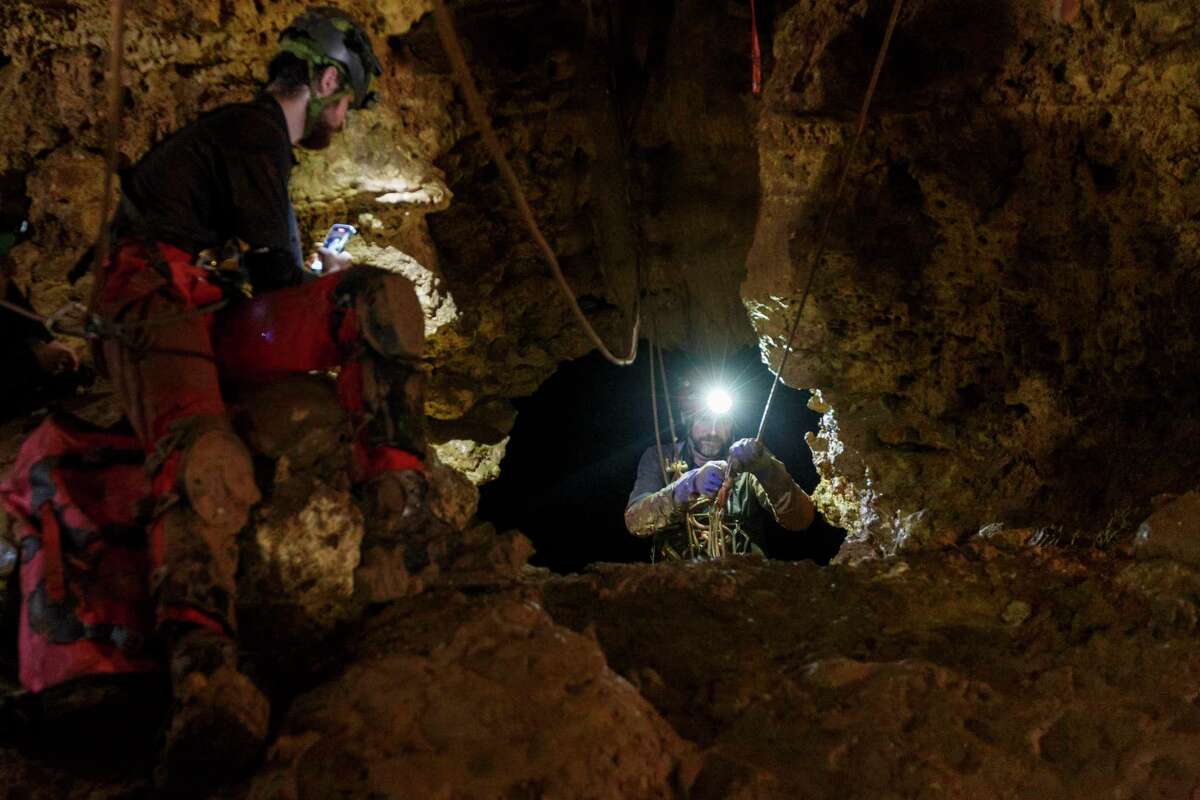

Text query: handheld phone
(310, 223), (358, 273)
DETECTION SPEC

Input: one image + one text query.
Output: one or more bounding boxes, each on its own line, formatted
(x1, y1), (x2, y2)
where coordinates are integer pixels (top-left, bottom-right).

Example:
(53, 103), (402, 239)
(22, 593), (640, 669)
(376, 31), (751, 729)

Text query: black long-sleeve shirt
(115, 95), (305, 293)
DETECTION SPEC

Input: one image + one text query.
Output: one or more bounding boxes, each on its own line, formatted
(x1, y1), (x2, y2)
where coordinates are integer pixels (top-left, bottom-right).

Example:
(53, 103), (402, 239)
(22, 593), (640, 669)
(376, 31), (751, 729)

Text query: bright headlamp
(704, 387), (734, 416)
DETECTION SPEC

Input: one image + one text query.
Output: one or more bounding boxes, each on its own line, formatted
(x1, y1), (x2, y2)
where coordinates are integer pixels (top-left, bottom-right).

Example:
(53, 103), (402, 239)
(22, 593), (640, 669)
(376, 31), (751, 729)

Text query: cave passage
(479, 347), (846, 573)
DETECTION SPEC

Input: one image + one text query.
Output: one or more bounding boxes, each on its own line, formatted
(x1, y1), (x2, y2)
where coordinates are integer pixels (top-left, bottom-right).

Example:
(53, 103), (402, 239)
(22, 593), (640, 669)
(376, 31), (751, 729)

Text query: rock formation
(744, 0), (1200, 557)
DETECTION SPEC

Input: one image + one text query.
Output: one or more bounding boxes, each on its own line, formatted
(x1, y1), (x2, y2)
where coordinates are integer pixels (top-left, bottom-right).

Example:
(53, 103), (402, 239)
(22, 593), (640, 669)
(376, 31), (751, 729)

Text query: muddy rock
(426, 447), (480, 530)
(239, 477), (364, 640)
(542, 552), (1200, 798)
(247, 591), (691, 800)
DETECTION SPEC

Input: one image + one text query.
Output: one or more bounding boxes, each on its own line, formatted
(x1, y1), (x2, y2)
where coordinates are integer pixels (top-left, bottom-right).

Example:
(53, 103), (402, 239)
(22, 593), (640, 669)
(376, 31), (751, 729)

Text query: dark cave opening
(478, 347), (846, 574)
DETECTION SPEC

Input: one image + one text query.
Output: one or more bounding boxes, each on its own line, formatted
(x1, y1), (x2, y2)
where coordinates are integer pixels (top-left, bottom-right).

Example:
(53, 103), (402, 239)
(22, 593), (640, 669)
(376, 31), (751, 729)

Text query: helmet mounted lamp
(704, 387), (734, 417)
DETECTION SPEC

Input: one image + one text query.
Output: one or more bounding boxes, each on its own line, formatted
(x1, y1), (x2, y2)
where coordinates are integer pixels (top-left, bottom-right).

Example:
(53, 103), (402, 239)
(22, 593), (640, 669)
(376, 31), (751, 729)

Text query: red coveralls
(95, 239), (427, 636)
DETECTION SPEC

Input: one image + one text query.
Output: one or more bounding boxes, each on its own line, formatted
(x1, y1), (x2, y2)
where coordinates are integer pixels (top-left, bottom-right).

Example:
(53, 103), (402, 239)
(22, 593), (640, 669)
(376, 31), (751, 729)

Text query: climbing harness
(431, 0), (640, 367)
(72, 0), (230, 355)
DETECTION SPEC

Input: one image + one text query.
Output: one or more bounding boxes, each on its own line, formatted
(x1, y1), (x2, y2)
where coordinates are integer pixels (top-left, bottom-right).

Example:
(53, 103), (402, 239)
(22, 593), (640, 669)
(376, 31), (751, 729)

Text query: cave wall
(745, 0), (1200, 558)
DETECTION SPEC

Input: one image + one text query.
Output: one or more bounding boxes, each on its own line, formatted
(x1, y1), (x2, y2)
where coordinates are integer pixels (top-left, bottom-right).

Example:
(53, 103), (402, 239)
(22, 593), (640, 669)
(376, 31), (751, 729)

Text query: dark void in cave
(480, 347), (846, 573)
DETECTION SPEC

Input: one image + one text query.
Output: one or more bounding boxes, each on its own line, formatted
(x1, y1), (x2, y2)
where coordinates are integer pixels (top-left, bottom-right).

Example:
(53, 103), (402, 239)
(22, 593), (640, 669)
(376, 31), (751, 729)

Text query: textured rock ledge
(8, 507), (1200, 798)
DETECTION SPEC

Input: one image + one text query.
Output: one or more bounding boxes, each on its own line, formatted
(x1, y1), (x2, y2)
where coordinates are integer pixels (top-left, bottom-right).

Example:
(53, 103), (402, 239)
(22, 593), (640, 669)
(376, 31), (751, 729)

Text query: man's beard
(299, 115), (338, 150)
(691, 435), (727, 462)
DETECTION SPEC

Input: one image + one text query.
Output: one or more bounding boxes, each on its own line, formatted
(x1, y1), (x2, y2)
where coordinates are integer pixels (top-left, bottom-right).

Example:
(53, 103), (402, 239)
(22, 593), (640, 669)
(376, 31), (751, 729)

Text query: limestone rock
(744, 0), (1200, 556)
(426, 446), (480, 530)
(247, 592), (690, 800)
(430, 436), (508, 485)
(24, 148), (110, 284)
(240, 477), (364, 638)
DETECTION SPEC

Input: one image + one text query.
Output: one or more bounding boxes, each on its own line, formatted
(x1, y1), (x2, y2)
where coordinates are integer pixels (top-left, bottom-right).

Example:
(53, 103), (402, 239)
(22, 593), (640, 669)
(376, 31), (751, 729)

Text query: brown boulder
(247, 592), (691, 800)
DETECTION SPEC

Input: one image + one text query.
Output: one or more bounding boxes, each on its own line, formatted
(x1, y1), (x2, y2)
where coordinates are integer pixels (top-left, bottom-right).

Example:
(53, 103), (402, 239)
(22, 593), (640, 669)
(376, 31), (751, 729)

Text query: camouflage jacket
(623, 441), (810, 561)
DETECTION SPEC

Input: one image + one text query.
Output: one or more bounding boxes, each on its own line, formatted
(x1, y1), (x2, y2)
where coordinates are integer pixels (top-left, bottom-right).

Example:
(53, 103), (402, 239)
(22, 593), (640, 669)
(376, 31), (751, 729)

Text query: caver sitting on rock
(58, 7), (427, 789)
(625, 382), (815, 561)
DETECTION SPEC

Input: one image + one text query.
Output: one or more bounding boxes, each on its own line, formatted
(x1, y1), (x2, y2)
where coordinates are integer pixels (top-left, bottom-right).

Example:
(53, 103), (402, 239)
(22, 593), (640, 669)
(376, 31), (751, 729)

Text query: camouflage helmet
(278, 7), (383, 110)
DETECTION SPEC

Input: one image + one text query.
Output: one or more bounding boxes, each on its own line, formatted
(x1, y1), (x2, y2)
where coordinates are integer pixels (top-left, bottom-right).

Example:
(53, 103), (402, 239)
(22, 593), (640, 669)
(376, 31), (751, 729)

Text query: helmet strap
(303, 78), (351, 137)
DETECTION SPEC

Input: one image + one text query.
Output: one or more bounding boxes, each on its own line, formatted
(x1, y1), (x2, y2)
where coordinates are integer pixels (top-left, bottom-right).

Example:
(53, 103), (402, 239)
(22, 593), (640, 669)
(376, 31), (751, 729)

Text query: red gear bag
(0, 413), (158, 693)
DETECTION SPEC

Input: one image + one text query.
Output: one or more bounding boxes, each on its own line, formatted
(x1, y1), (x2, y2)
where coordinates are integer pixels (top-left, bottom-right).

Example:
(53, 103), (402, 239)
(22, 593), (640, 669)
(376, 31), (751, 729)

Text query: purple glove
(672, 461), (727, 505)
(728, 438), (767, 472)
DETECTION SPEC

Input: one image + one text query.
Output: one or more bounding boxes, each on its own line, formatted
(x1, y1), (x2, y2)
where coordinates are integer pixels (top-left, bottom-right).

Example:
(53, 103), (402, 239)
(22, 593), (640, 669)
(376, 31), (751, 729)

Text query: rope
(0, 294), (228, 342)
(107, 300), (230, 335)
(0, 298), (91, 339)
(648, 313), (683, 484)
(655, 328), (679, 457)
(0, 298), (53, 328)
(750, 0), (763, 94)
(648, 331), (669, 484)
(754, 0), (905, 442)
(430, 0), (640, 367)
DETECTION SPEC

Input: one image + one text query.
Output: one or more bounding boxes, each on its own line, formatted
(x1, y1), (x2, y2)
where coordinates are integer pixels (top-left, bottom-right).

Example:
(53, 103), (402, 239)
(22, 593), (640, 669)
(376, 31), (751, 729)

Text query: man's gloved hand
(728, 438), (769, 473)
(672, 460), (727, 505)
